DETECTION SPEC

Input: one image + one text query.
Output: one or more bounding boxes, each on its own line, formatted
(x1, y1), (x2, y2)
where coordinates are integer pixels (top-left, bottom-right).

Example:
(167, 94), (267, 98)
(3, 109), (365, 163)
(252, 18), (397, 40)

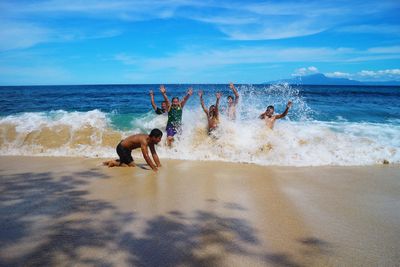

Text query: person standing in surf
(160, 85), (193, 146)
(259, 101), (292, 129)
(227, 82), (239, 120)
(198, 90), (221, 135)
(149, 89), (167, 115)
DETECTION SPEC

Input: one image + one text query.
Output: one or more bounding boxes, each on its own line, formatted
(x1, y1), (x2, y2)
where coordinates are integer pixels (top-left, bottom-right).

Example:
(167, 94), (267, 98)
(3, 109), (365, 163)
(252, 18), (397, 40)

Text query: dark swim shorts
(116, 142), (133, 165)
(166, 124), (182, 137)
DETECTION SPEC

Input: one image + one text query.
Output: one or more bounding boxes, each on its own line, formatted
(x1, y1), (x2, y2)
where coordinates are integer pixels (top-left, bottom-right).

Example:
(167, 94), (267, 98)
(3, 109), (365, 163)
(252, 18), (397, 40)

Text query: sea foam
(0, 108), (398, 166)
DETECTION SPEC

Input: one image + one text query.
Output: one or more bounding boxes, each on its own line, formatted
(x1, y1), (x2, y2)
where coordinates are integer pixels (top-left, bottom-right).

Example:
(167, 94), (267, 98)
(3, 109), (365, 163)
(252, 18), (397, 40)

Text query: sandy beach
(0, 156), (399, 266)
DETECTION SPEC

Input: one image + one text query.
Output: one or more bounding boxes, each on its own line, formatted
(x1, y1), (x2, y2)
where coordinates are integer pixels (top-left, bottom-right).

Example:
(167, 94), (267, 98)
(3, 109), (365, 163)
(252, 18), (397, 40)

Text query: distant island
(266, 73), (400, 86)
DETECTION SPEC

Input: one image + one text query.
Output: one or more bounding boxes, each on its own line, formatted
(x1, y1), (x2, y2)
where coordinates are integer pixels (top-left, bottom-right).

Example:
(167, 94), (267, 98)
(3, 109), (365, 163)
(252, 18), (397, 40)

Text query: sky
(0, 0), (399, 85)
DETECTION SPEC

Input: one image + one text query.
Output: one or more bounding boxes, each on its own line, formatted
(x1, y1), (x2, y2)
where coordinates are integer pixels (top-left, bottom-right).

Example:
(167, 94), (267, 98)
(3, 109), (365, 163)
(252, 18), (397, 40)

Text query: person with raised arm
(103, 129), (163, 172)
(199, 90), (221, 134)
(227, 82), (239, 120)
(149, 89), (167, 115)
(160, 85), (193, 146)
(259, 101), (293, 129)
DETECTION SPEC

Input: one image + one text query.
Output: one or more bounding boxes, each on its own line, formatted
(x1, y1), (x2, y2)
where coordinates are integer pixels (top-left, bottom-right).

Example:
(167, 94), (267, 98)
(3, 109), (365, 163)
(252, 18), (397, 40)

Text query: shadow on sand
(0, 169), (331, 267)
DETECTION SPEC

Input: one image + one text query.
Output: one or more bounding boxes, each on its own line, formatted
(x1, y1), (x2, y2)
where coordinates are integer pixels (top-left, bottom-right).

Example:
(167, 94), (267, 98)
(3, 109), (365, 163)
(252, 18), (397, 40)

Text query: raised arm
(149, 90), (158, 111)
(198, 90), (208, 115)
(215, 92), (221, 119)
(275, 101), (292, 119)
(159, 85), (170, 110)
(180, 87), (193, 108)
(149, 143), (161, 167)
(229, 82), (239, 104)
(141, 144), (158, 171)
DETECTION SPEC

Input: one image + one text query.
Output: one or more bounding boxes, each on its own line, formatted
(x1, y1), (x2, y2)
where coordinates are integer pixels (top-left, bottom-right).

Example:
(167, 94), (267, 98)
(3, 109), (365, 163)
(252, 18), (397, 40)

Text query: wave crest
(0, 108), (399, 166)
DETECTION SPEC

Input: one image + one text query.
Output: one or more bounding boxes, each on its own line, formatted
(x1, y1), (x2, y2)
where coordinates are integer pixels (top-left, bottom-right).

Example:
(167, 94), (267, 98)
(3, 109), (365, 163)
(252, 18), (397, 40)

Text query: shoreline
(1, 156), (399, 266)
(0, 154), (397, 168)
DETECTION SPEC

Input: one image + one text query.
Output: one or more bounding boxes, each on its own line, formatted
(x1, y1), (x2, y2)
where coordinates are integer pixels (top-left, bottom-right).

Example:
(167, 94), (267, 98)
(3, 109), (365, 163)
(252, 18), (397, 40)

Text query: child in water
(199, 90), (221, 134)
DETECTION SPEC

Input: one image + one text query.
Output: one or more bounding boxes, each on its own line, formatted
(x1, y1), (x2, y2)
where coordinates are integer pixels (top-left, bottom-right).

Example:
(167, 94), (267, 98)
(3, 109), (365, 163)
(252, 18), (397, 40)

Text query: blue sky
(0, 0), (399, 85)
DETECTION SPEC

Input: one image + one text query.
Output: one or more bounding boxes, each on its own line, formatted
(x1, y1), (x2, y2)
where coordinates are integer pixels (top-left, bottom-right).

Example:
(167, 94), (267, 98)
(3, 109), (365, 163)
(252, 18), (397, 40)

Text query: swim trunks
(166, 124), (182, 137)
(116, 141), (133, 165)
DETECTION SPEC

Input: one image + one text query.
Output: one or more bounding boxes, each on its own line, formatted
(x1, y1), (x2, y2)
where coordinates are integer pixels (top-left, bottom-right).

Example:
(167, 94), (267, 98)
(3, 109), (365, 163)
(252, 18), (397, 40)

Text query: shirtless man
(160, 85), (193, 146)
(103, 128), (163, 171)
(199, 90), (221, 134)
(149, 90), (167, 115)
(227, 82), (239, 120)
(259, 101), (292, 129)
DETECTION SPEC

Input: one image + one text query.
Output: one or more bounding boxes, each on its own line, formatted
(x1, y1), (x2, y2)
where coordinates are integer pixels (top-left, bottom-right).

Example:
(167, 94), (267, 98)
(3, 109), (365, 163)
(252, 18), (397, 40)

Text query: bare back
(120, 134), (149, 150)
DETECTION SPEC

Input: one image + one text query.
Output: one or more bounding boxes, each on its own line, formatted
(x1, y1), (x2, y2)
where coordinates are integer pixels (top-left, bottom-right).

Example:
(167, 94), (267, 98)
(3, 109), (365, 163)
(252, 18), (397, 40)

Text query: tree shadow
(1, 170), (331, 267)
(0, 169), (125, 266)
(298, 237), (333, 256)
(223, 202), (247, 211)
(119, 210), (261, 267)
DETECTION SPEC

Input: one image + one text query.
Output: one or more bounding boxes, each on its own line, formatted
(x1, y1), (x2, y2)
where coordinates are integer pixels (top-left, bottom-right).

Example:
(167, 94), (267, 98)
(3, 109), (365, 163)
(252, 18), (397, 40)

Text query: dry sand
(0, 156), (399, 266)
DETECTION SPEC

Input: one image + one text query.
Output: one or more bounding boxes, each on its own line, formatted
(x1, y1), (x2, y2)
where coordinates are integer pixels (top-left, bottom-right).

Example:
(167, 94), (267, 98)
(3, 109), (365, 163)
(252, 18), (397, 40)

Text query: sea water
(0, 84), (399, 166)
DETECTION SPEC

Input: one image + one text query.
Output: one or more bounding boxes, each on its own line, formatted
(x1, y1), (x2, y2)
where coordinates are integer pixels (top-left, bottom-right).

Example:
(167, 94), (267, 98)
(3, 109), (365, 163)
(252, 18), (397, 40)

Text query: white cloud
(211, 1), (400, 40)
(0, 18), (122, 51)
(292, 66), (319, 76)
(114, 44), (400, 71)
(113, 42), (400, 82)
(0, 21), (52, 51)
(219, 21), (327, 40)
(358, 69), (400, 79)
(367, 46), (400, 54)
(358, 70), (377, 77)
(324, 69), (400, 81)
(1, 0), (398, 46)
(325, 72), (352, 78)
(114, 47), (342, 72)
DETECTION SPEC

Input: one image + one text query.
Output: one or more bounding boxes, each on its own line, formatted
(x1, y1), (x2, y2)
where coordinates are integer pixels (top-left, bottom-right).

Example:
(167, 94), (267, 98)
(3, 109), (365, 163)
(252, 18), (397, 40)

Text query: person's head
(227, 95), (234, 104)
(149, 128), (163, 144)
(209, 105), (216, 117)
(172, 97), (179, 107)
(265, 105), (274, 116)
(161, 101), (167, 110)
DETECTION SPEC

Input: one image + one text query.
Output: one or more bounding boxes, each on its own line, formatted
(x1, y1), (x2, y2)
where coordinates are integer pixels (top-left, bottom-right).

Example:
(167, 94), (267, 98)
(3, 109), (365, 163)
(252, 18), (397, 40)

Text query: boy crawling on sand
(103, 128), (163, 172)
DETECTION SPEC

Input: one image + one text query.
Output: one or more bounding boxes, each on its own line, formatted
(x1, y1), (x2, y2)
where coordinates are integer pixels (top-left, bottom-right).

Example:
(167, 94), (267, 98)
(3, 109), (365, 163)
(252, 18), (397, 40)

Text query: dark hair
(149, 128), (163, 138)
(172, 97), (179, 102)
(227, 95), (233, 100)
(267, 105), (274, 110)
(161, 101), (167, 104)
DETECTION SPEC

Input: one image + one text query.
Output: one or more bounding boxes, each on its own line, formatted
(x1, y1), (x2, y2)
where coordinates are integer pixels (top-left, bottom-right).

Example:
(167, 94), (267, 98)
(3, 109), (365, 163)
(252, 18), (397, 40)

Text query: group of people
(150, 83), (240, 141)
(104, 83), (292, 171)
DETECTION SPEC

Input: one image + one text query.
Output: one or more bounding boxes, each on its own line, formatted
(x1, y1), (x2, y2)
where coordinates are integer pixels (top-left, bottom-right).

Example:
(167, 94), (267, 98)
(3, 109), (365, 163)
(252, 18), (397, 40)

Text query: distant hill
(267, 73), (400, 86)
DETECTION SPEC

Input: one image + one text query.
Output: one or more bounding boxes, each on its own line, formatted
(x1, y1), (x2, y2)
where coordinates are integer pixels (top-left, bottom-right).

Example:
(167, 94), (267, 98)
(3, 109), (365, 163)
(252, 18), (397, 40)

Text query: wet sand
(0, 156), (399, 266)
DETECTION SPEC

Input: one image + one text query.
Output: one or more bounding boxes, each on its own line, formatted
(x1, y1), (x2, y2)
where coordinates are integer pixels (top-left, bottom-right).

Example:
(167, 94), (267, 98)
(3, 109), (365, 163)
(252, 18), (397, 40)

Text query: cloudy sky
(0, 0), (399, 85)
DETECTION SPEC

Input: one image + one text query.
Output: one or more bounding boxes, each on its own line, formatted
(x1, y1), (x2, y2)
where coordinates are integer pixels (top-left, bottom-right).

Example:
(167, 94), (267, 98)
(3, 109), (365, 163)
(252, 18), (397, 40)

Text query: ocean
(0, 84), (399, 166)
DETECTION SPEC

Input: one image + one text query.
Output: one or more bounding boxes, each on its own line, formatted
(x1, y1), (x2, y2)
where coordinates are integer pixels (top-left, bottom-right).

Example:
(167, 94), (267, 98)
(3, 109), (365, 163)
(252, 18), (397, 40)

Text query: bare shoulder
(137, 134), (149, 145)
(124, 134), (147, 144)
